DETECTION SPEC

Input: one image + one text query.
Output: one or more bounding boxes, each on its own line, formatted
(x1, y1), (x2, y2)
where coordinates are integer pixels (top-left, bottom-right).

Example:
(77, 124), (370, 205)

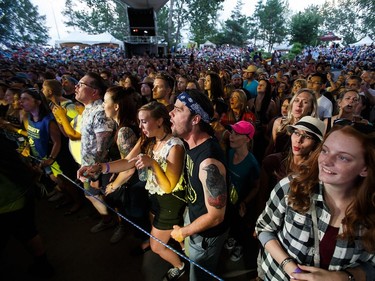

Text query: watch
(341, 269), (355, 281)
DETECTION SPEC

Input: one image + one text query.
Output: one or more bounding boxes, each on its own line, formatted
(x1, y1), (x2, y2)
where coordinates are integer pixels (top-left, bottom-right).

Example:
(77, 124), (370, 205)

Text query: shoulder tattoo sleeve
(203, 164), (227, 209)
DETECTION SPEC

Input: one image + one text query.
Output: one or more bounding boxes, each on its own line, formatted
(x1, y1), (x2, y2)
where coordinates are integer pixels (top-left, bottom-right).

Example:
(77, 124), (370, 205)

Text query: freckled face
(318, 130), (367, 188)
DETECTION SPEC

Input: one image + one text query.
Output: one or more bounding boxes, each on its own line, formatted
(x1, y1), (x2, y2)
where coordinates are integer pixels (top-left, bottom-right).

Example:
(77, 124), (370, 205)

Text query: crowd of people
(1, 41), (375, 281)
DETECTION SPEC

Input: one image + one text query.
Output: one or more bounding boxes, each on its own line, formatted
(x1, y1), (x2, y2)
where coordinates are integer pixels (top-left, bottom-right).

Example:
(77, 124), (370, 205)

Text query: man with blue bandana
(169, 90), (230, 281)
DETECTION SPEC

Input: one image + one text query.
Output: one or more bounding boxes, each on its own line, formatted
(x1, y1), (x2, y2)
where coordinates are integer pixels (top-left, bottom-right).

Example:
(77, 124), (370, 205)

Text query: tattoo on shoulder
(203, 164), (227, 209)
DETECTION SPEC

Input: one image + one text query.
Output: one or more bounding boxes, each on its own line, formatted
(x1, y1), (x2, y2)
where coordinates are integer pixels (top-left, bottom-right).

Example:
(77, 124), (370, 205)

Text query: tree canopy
(289, 5), (322, 46)
(62, 0), (129, 40)
(213, 0), (250, 47)
(1, 0), (374, 49)
(0, 0), (49, 45)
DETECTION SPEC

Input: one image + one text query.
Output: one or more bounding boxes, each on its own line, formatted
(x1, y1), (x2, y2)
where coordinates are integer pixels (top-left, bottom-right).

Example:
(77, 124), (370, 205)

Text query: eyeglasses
(77, 81), (96, 89)
(292, 130), (314, 141)
(333, 118), (375, 134)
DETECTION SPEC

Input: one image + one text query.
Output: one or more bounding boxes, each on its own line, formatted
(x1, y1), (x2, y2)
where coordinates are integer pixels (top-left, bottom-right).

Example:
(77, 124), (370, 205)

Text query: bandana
(177, 92), (210, 123)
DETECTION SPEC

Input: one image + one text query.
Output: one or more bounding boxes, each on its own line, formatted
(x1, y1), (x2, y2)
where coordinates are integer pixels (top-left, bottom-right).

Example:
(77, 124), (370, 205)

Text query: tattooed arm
(171, 158), (227, 242)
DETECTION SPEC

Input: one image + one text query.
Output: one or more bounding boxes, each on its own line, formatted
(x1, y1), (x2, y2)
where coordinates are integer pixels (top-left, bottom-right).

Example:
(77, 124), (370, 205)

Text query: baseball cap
(231, 74), (241, 80)
(230, 121), (255, 139)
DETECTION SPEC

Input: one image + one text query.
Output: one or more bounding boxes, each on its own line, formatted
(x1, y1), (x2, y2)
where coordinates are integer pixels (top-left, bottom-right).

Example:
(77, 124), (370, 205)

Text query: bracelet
(48, 155), (56, 160)
(280, 257), (295, 272)
(103, 162), (110, 174)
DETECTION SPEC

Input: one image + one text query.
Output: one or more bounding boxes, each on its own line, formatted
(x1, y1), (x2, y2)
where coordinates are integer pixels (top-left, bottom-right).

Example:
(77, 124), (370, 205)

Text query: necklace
(154, 133), (169, 153)
(158, 132), (168, 142)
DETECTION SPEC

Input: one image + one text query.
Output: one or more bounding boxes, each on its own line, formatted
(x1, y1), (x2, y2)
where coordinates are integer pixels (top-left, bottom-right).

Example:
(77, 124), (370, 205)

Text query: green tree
(320, 0), (362, 44)
(249, 0), (263, 45)
(215, 0), (250, 46)
(0, 0), (49, 45)
(253, 0), (288, 52)
(62, 0), (128, 40)
(156, 6), (170, 44)
(356, 0), (375, 38)
(157, 0), (189, 47)
(289, 5), (322, 46)
(187, 0), (224, 44)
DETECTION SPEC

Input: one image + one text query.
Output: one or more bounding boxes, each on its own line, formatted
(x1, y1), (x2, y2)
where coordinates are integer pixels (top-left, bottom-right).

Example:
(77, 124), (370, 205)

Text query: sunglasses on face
(333, 118), (375, 134)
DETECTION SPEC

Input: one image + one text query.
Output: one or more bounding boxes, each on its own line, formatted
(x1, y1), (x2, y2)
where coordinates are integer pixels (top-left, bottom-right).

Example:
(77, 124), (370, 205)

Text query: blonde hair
(278, 88), (317, 132)
(230, 89), (247, 111)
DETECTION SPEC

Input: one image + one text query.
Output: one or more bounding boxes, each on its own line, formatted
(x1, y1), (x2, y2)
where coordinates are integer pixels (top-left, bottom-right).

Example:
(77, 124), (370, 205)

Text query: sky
(31, 0), (329, 44)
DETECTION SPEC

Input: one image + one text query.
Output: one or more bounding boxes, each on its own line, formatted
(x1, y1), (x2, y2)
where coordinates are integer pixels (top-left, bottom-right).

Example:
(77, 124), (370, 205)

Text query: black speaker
(128, 8), (156, 36)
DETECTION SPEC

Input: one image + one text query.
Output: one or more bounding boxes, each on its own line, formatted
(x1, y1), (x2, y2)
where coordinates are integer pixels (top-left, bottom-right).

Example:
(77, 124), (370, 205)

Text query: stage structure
(120, 0), (168, 57)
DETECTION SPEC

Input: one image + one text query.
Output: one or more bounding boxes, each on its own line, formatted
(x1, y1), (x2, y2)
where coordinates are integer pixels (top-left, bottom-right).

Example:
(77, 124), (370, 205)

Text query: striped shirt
(255, 177), (375, 281)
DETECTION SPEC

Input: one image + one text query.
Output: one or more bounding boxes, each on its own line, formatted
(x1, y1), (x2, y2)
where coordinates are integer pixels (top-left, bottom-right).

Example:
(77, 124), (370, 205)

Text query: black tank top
(186, 138), (230, 237)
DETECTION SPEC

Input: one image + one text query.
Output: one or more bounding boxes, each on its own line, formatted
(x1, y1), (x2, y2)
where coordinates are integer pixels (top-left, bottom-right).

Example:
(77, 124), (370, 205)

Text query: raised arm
(52, 105), (81, 140)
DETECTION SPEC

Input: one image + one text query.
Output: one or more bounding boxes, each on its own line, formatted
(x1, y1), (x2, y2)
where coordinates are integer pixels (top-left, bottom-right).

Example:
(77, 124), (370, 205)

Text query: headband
(177, 92), (210, 123)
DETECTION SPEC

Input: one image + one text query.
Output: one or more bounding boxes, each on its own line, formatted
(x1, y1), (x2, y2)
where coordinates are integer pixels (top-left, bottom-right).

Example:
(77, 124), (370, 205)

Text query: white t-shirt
(317, 95), (333, 120)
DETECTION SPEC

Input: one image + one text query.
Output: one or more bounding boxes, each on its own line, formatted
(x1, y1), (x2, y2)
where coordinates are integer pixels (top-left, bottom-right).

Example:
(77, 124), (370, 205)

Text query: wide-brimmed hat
(287, 116), (325, 141)
(230, 120), (255, 139)
(243, 65), (257, 73)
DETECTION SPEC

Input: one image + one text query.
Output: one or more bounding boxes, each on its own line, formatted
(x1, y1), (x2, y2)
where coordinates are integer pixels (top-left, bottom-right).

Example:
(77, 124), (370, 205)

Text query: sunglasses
(333, 118), (375, 134)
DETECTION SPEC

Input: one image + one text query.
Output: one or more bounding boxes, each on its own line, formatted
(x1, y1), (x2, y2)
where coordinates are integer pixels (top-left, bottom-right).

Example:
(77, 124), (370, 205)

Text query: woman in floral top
(78, 101), (187, 279)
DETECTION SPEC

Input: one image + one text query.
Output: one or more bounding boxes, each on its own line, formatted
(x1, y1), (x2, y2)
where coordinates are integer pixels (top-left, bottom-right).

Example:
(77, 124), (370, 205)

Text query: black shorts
(149, 191), (186, 230)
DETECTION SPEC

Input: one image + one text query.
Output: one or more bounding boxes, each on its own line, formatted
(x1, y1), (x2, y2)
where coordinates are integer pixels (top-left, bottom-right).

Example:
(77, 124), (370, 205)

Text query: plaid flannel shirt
(256, 177), (375, 281)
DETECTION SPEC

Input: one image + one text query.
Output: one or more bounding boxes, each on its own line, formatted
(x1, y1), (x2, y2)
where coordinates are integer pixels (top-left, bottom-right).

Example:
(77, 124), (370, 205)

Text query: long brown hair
(288, 125), (375, 252)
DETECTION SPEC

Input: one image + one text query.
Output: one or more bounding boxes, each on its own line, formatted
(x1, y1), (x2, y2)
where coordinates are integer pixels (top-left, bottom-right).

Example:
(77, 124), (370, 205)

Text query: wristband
(103, 162), (110, 174)
(48, 155), (56, 161)
(280, 257), (294, 272)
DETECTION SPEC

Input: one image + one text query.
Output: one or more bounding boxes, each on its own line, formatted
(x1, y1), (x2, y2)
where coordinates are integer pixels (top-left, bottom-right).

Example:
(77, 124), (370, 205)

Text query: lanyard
(310, 202), (320, 267)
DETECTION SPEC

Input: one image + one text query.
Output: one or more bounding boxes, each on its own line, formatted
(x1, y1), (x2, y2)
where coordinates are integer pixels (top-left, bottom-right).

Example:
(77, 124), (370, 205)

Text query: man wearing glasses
(76, 72), (116, 233)
(307, 73), (333, 120)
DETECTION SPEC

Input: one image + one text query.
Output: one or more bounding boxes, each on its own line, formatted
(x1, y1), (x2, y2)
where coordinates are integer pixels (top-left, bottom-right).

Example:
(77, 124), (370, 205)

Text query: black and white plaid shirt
(256, 177), (375, 281)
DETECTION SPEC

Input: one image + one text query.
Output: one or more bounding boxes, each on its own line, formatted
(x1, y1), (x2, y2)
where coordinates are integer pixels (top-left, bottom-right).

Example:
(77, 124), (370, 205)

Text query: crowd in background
(1, 41), (375, 281)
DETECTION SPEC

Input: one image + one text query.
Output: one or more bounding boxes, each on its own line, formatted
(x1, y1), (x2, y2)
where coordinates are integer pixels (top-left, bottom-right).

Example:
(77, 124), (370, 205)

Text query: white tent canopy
(200, 40), (216, 49)
(352, 36), (373, 46)
(55, 31), (124, 49)
(273, 43), (293, 51)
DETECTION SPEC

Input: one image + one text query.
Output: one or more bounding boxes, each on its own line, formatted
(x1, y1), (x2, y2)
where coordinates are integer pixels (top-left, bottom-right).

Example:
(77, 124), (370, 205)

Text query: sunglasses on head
(333, 118), (375, 134)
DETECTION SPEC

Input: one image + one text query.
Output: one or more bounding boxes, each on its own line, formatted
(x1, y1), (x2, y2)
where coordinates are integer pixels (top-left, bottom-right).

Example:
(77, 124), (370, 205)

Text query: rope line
(30, 155), (223, 281)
